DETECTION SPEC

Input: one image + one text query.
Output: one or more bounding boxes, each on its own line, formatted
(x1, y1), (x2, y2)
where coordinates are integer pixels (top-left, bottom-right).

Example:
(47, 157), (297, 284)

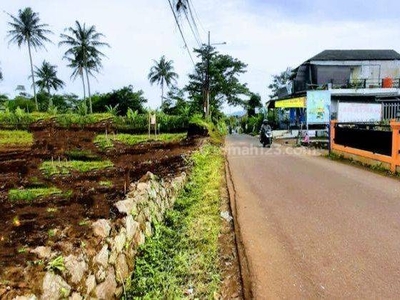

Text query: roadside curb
(225, 156), (253, 300)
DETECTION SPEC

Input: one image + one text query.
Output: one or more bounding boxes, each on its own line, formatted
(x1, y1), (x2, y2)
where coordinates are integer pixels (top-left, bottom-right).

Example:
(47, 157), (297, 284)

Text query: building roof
(308, 49), (400, 61)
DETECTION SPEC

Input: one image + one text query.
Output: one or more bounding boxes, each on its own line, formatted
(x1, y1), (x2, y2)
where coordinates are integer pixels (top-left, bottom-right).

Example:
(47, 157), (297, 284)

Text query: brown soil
(0, 122), (200, 299)
(219, 174), (243, 299)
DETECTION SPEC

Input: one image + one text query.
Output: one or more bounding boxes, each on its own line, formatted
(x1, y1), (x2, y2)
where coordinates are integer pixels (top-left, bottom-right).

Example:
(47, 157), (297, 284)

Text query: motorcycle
(260, 129), (272, 148)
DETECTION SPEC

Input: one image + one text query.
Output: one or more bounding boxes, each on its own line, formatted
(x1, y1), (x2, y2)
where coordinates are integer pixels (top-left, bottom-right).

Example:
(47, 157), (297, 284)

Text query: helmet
(262, 119), (268, 125)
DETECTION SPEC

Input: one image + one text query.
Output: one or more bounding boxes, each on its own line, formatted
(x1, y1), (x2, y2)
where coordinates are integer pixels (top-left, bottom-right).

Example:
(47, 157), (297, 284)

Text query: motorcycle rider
(260, 119), (272, 146)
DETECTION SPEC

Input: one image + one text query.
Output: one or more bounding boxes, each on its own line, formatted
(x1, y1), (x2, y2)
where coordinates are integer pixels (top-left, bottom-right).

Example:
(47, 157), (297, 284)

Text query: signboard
(338, 102), (382, 122)
(150, 114), (156, 125)
(275, 97), (306, 108)
(306, 91), (331, 124)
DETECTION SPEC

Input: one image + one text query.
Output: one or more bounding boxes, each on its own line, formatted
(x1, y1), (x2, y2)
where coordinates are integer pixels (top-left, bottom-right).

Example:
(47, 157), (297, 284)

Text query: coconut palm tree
(33, 61), (65, 107)
(7, 7), (52, 111)
(59, 21), (109, 113)
(148, 56), (179, 106)
(62, 50), (85, 103)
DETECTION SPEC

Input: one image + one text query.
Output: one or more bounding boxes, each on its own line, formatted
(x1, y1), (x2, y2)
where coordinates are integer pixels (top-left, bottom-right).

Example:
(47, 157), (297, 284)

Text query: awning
(275, 96), (306, 108)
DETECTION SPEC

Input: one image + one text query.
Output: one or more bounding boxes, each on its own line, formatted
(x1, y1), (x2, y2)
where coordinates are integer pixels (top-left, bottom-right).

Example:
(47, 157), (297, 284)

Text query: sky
(1, 0), (400, 113)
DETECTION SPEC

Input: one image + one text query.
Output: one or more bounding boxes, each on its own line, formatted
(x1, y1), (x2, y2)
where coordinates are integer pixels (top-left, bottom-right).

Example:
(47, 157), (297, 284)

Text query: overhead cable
(167, 0), (196, 66)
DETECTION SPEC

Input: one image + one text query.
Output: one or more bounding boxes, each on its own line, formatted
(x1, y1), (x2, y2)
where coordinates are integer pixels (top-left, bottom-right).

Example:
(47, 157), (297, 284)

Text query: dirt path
(226, 134), (400, 299)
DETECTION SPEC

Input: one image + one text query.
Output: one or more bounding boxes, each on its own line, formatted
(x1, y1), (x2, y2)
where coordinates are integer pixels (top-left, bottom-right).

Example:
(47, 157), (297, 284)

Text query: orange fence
(330, 120), (400, 172)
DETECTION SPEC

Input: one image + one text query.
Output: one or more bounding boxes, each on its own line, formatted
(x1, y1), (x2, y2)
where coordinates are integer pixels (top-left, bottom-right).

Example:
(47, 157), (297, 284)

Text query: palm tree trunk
(161, 81), (164, 106)
(27, 40), (38, 111)
(80, 69), (86, 103)
(84, 67), (92, 114)
(47, 85), (52, 108)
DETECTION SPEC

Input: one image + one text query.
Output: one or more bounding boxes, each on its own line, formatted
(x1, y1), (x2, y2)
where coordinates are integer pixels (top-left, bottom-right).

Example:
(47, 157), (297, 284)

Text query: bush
(0, 111), (189, 133)
(241, 114), (263, 134)
(189, 114), (226, 145)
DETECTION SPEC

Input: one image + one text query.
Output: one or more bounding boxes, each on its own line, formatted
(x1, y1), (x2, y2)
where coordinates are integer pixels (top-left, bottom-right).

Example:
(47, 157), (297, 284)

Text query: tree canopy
(33, 61), (65, 107)
(92, 85), (147, 115)
(160, 86), (190, 116)
(185, 45), (249, 115)
(7, 7), (53, 110)
(268, 68), (292, 99)
(148, 55), (179, 106)
(59, 21), (110, 113)
(246, 93), (262, 117)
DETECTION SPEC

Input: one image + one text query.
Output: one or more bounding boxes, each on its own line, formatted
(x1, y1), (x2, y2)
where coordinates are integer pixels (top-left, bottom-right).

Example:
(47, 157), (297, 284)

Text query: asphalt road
(226, 134), (400, 299)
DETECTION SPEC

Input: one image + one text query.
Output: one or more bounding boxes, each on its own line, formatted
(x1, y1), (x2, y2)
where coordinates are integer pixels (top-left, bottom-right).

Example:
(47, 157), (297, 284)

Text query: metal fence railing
(334, 123), (392, 156)
(291, 78), (400, 93)
(330, 120), (400, 172)
(383, 102), (400, 120)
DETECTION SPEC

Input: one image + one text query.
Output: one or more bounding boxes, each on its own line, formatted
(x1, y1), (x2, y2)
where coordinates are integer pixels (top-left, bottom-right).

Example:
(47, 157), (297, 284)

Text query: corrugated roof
(308, 49), (400, 61)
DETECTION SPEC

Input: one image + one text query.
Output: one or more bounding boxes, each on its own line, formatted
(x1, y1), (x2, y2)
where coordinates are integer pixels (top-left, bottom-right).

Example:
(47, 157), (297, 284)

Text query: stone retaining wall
(16, 172), (187, 300)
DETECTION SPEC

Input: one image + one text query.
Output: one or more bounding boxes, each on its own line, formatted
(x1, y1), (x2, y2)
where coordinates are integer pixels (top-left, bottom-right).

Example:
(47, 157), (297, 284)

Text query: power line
(188, 0), (207, 35)
(167, 0), (196, 66)
(183, 8), (202, 47)
(185, 0), (203, 45)
(176, 0), (204, 46)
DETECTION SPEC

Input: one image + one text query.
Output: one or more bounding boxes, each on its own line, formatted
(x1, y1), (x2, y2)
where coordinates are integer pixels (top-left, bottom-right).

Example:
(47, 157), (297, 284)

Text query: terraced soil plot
(0, 122), (200, 298)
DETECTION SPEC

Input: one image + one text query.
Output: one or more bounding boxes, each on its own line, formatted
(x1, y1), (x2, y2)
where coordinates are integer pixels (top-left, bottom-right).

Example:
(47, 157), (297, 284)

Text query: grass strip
(64, 149), (100, 161)
(8, 187), (64, 202)
(94, 133), (186, 149)
(0, 130), (33, 147)
(126, 144), (224, 299)
(40, 160), (113, 177)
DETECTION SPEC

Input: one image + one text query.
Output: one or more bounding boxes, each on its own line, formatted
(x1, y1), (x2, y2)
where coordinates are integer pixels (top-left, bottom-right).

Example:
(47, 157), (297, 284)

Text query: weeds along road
(226, 134), (400, 299)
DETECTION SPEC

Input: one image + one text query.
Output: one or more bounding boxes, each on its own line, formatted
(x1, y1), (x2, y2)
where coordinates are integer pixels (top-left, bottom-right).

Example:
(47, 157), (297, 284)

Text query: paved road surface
(226, 134), (400, 299)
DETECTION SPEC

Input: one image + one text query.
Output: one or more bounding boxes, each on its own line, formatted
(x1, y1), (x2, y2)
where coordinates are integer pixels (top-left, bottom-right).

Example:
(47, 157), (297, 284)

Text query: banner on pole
(306, 91), (331, 124)
(150, 114), (156, 125)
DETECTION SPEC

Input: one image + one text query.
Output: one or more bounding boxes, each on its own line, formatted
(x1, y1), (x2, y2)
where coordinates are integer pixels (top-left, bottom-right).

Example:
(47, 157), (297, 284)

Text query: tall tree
(59, 21), (109, 113)
(7, 7), (52, 111)
(32, 61), (65, 108)
(148, 55), (179, 106)
(185, 45), (249, 115)
(247, 93), (262, 117)
(268, 68), (292, 99)
(63, 49), (98, 107)
(65, 51), (86, 101)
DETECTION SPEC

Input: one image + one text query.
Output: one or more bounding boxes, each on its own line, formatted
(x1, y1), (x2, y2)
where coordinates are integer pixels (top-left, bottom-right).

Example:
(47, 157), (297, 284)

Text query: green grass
(126, 144), (224, 299)
(94, 133), (186, 149)
(17, 246), (28, 254)
(40, 160), (114, 177)
(8, 187), (64, 202)
(0, 130), (33, 147)
(99, 180), (113, 187)
(46, 255), (65, 273)
(64, 149), (100, 161)
(54, 113), (113, 127)
(327, 152), (393, 175)
(48, 229), (56, 238)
